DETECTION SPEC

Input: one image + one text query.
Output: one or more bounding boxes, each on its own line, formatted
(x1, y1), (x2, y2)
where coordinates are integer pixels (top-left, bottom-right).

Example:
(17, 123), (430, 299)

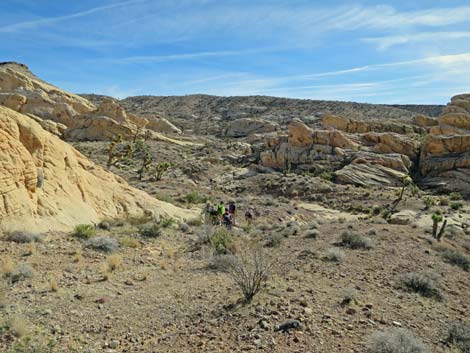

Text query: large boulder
(419, 94), (470, 197)
(335, 163), (407, 187)
(362, 132), (420, 160)
(64, 115), (137, 141)
(146, 116), (182, 134)
(0, 106), (194, 232)
(225, 118), (278, 137)
(97, 98), (127, 123)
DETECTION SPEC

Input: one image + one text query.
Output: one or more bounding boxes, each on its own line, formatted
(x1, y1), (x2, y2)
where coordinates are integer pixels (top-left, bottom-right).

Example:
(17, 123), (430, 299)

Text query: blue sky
(1, 0), (470, 103)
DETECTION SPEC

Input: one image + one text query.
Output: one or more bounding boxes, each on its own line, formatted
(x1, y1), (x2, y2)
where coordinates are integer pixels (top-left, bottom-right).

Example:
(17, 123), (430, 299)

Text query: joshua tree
(138, 151), (152, 180)
(432, 212), (447, 241)
(107, 134), (123, 167)
(154, 162), (171, 181)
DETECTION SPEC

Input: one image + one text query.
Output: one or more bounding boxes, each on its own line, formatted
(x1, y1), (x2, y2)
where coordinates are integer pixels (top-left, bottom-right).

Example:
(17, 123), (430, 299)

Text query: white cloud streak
(0, 0), (147, 32)
(363, 31), (470, 50)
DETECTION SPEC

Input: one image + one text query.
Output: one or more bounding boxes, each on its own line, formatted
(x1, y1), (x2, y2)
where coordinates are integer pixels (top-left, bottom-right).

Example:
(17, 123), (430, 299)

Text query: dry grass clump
(1, 256), (15, 277)
(138, 223), (162, 238)
(119, 236), (140, 248)
(7, 316), (30, 338)
(367, 328), (428, 353)
(106, 254), (123, 271)
(50, 276), (59, 292)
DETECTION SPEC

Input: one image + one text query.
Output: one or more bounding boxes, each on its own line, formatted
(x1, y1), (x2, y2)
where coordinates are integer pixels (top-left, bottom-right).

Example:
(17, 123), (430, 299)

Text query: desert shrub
(138, 223), (162, 238)
(210, 229), (233, 255)
(367, 328), (428, 353)
(127, 215), (152, 226)
(339, 231), (373, 249)
(106, 254), (123, 271)
(98, 221), (111, 230)
(319, 171), (335, 182)
(440, 249), (470, 271)
(402, 272), (441, 299)
(450, 192), (463, 201)
(154, 192), (175, 204)
(194, 225), (212, 246)
(304, 229), (319, 239)
(264, 233), (283, 248)
(372, 206), (382, 216)
(187, 217), (203, 227)
(72, 224), (95, 239)
(119, 236), (140, 248)
(182, 191), (207, 204)
(85, 236), (119, 253)
(7, 231), (42, 243)
(217, 245), (274, 303)
(50, 276), (58, 292)
(447, 322), (470, 353)
(325, 248), (345, 262)
(451, 202), (464, 211)
(160, 216), (176, 228)
(10, 264), (35, 283)
(439, 196), (449, 206)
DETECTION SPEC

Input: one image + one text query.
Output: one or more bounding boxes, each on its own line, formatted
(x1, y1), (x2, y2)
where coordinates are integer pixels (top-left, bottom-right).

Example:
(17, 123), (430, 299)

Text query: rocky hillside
(81, 94), (443, 133)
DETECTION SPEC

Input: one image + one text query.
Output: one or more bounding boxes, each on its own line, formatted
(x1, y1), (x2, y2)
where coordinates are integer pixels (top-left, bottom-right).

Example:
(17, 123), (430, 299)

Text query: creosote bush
(339, 230), (374, 249)
(367, 328), (428, 353)
(85, 236), (119, 253)
(138, 223), (162, 238)
(7, 231), (42, 243)
(402, 272), (441, 299)
(217, 245), (274, 303)
(72, 224), (95, 239)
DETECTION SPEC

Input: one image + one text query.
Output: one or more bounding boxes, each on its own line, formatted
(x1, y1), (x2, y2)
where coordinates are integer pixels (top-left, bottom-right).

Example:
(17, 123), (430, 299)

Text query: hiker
(228, 201), (236, 226)
(222, 209), (233, 230)
(245, 207), (254, 226)
(204, 203), (219, 225)
(216, 201), (225, 225)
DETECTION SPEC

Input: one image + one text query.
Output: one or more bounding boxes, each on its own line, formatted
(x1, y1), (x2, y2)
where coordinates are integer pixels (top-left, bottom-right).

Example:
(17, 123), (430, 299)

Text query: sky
(1, 0), (470, 104)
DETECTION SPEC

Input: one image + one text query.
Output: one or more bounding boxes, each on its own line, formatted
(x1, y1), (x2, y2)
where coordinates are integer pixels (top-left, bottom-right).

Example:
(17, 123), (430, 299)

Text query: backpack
(223, 213), (232, 225)
(228, 203), (236, 213)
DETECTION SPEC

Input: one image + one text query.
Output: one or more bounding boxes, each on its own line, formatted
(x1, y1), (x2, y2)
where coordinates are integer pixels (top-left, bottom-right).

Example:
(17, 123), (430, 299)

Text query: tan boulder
(335, 163), (407, 187)
(438, 113), (470, 130)
(128, 113), (149, 128)
(0, 106), (195, 233)
(421, 134), (470, 156)
(97, 98), (127, 123)
(414, 115), (438, 127)
(362, 132), (420, 160)
(288, 120), (314, 146)
(146, 116), (182, 134)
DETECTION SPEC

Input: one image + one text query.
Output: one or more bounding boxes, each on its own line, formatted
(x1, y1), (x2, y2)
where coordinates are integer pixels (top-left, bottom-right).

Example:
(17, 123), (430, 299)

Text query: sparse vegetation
(450, 192), (463, 201)
(6, 231), (42, 243)
(440, 249), (470, 271)
(210, 228), (233, 255)
(10, 264), (35, 283)
(72, 224), (95, 239)
(367, 328), (428, 353)
(160, 216), (176, 228)
(325, 247), (345, 262)
(402, 272), (441, 299)
(217, 245), (274, 303)
(119, 236), (140, 248)
(181, 191), (208, 204)
(339, 230), (373, 249)
(138, 223), (162, 238)
(451, 202), (464, 211)
(85, 236), (119, 253)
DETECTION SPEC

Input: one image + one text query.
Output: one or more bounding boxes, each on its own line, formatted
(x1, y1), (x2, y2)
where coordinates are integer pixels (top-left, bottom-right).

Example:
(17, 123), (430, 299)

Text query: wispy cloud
(0, 0), (146, 33)
(363, 31), (470, 50)
(104, 48), (270, 64)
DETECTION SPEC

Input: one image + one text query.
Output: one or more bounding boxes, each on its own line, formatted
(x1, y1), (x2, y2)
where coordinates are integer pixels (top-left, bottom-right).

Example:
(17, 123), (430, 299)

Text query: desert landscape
(0, 59), (469, 353)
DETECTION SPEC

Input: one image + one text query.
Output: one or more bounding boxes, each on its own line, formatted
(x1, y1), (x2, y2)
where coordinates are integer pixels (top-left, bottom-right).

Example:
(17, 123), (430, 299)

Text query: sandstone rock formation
(0, 106), (195, 233)
(420, 94), (470, 197)
(225, 118), (279, 137)
(146, 116), (182, 134)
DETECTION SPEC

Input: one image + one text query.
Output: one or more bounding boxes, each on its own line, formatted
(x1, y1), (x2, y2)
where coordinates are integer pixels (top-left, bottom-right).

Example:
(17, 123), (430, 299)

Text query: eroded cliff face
(258, 96), (470, 196)
(419, 94), (470, 196)
(0, 106), (195, 232)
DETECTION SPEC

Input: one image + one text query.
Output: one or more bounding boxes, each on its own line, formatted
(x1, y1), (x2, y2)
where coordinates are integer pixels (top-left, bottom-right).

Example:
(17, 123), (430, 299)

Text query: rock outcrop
(0, 106), (195, 233)
(420, 94), (470, 197)
(225, 118), (279, 137)
(146, 117), (182, 134)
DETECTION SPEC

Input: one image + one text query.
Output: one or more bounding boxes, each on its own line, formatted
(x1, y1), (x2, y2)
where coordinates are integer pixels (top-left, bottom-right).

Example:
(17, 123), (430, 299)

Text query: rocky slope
(0, 105), (194, 233)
